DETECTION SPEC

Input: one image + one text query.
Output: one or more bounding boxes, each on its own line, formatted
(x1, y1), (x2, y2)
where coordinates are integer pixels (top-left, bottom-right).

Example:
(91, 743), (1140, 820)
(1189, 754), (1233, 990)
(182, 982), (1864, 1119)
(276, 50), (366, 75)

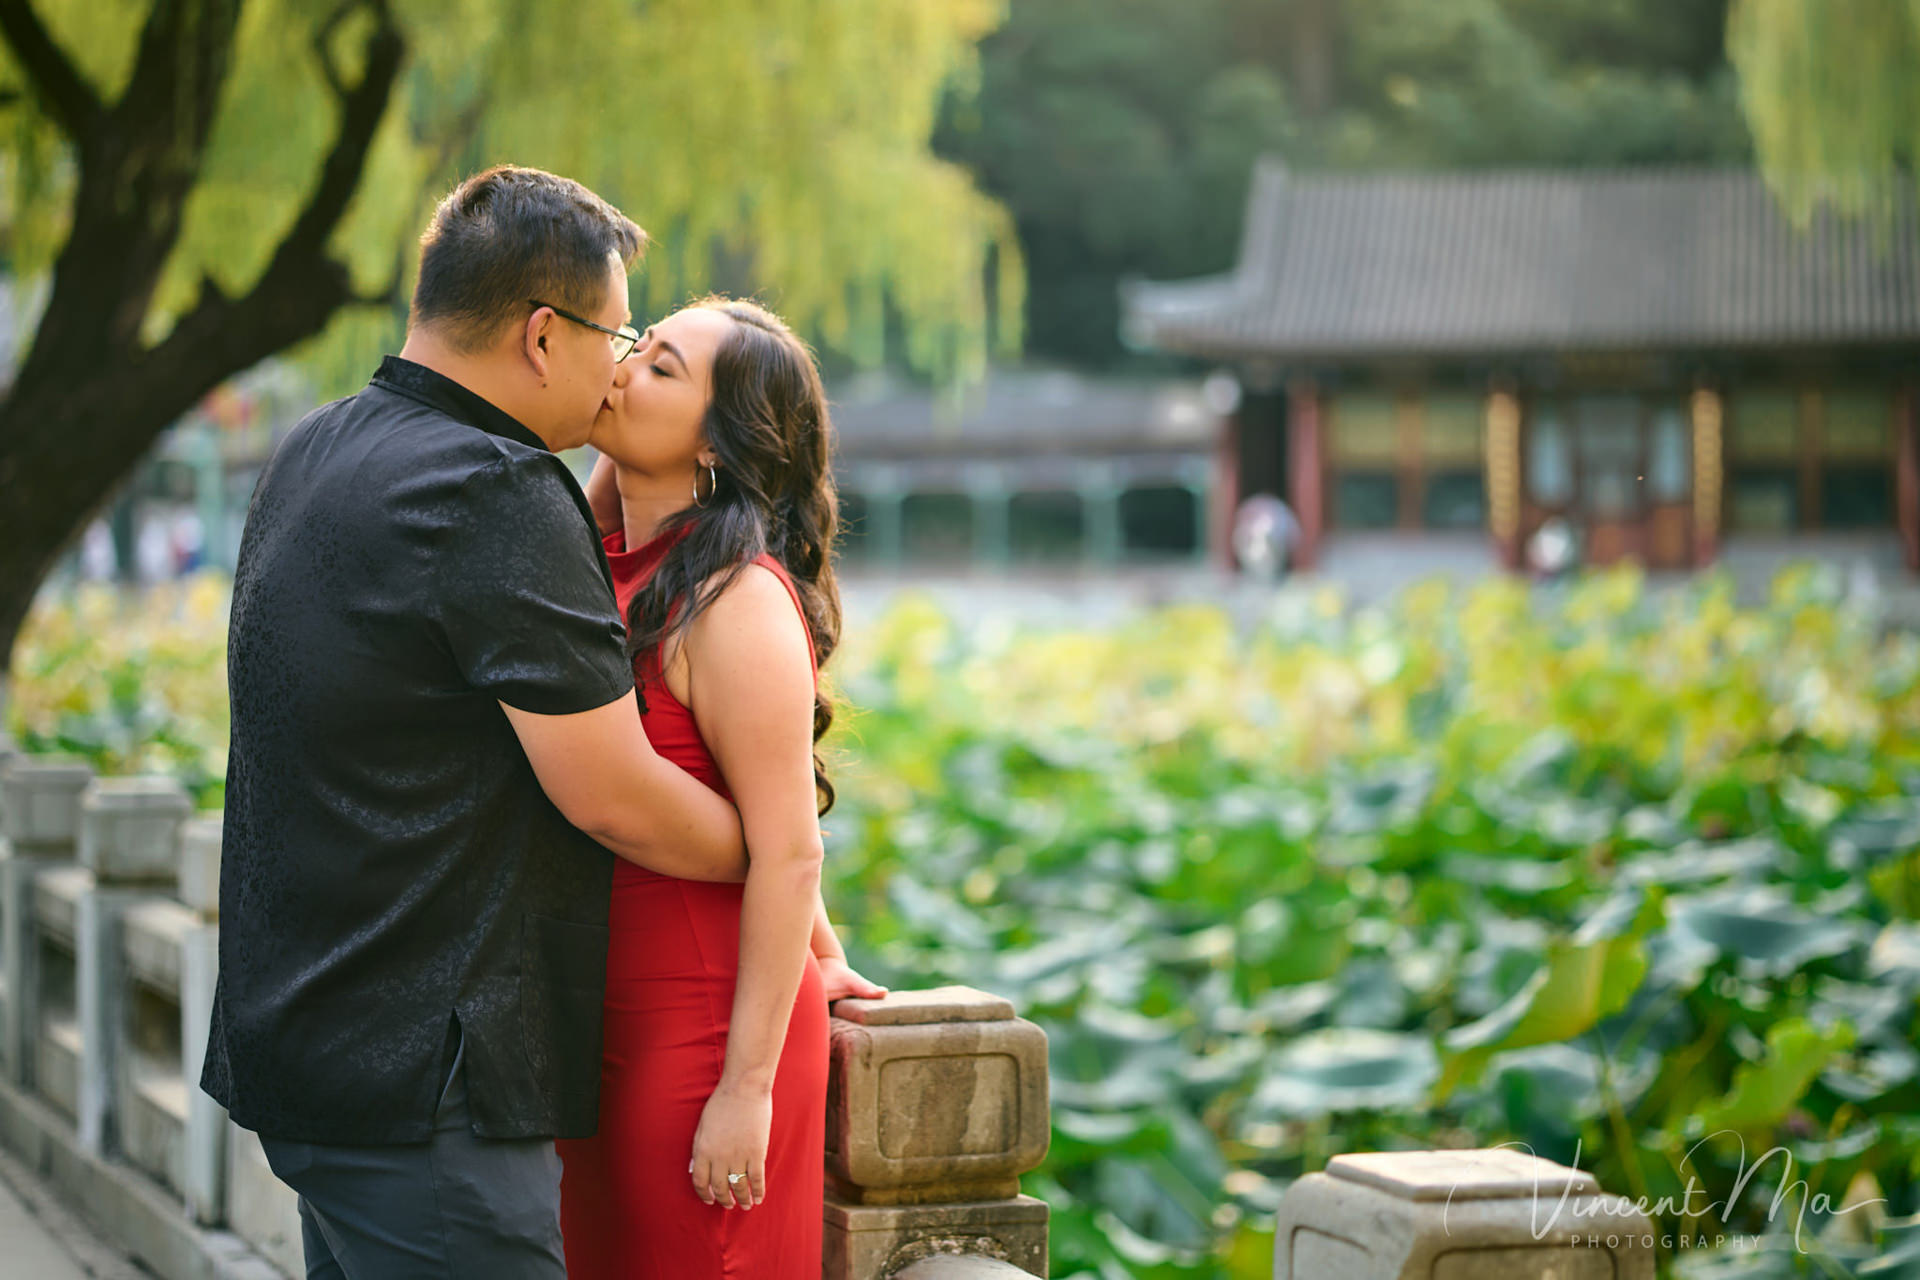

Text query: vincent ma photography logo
(1443, 1137), (1888, 1256)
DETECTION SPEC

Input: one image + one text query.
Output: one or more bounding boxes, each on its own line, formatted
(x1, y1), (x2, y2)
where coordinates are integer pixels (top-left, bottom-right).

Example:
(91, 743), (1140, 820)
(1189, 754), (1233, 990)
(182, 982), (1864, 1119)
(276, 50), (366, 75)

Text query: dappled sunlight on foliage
(7, 574), (230, 806)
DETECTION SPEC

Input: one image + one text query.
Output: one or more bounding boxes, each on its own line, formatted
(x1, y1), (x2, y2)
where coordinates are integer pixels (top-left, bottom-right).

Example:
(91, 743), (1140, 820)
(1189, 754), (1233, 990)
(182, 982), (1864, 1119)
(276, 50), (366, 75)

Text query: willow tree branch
(0, 0), (102, 137)
(142, 0), (405, 374)
(279, 0), (403, 263)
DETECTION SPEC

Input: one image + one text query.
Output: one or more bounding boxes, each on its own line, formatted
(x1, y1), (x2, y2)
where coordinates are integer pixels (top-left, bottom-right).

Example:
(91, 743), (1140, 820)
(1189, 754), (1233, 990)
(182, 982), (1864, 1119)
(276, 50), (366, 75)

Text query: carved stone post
(0, 757), (94, 1088)
(824, 986), (1050, 1280)
(75, 777), (190, 1154)
(1272, 1149), (1655, 1280)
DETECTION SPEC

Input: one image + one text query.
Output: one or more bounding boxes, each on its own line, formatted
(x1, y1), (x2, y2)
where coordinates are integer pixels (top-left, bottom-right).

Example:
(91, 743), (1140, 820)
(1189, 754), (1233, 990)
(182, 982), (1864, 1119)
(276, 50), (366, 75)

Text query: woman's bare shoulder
(688, 560), (805, 650)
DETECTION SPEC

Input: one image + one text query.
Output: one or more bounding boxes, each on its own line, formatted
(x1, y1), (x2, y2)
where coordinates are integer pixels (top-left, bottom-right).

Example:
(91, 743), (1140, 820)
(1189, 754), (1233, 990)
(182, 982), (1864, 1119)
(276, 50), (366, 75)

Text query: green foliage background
(0, 0), (1023, 387)
(938, 0), (1750, 367)
(13, 568), (1920, 1277)
(1729, 0), (1920, 225)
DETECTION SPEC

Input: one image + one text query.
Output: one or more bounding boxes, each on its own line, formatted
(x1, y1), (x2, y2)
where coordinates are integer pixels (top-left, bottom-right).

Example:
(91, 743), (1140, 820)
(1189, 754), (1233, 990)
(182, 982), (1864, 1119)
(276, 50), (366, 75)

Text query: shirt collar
(369, 355), (549, 452)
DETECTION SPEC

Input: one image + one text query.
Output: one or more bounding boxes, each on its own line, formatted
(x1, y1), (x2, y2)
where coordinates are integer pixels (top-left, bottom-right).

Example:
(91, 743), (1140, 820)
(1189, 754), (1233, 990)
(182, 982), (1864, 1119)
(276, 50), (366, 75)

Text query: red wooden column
(1690, 386), (1724, 568)
(1484, 387), (1522, 569)
(1214, 410), (1242, 568)
(1897, 383), (1920, 574)
(1287, 380), (1324, 571)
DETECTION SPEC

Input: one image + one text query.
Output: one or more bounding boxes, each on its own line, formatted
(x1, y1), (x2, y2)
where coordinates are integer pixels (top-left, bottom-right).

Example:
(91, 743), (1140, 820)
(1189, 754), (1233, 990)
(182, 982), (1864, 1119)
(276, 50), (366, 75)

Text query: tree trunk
(1288, 0), (1337, 118)
(0, 252), (366, 660)
(0, 0), (403, 675)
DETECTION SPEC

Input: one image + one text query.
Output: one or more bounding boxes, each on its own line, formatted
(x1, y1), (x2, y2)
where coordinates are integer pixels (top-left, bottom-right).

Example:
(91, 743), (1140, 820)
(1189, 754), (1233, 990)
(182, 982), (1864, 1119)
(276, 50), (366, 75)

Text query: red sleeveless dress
(557, 526), (828, 1279)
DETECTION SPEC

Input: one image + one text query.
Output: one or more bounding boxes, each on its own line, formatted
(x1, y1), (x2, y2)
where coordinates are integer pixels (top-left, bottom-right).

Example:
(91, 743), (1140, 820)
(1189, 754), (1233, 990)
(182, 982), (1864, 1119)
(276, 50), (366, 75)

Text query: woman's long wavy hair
(623, 296), (842, 815)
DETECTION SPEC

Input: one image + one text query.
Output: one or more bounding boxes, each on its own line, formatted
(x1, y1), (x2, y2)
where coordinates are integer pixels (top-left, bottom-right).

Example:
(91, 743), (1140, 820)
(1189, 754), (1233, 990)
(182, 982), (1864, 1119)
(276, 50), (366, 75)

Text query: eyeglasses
(529, 299), (642, 363)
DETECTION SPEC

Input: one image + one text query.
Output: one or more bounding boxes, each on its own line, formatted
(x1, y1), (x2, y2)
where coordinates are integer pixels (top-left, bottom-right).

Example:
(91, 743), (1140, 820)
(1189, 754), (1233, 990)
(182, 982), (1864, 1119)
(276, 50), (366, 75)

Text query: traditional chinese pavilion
(1122, 162), (1920, 575)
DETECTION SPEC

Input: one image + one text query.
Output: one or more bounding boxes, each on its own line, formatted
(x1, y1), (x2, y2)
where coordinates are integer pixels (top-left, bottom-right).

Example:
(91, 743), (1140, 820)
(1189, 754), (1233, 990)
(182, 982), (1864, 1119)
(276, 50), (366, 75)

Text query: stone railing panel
(824, 986), (1050, 1280)
(119, 897), (198, 1201)
(76, 778), (191, 1155)
(33, 865), (86, 948)
(1271, 1148), (1655, 1280)
(0, 758), (94, 1086)
(123, 899), (191, 995)
(178, 909), (223, 1224)
(31, 865), (87, 1121)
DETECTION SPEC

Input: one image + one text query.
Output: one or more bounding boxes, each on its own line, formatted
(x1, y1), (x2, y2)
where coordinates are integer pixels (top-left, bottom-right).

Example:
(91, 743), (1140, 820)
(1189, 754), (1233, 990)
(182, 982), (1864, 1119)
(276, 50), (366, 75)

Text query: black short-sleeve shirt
(202, 356), (634, 1144)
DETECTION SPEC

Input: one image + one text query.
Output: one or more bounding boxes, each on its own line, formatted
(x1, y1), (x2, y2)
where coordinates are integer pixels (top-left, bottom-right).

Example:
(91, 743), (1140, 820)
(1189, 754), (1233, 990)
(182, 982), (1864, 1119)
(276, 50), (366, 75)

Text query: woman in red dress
(558, 296), (885, 1278)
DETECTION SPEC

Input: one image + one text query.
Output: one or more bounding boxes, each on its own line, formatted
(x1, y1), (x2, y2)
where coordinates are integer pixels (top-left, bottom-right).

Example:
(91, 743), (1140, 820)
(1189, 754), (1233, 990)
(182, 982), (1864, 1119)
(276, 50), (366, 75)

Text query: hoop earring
(692, 462), (717, 508)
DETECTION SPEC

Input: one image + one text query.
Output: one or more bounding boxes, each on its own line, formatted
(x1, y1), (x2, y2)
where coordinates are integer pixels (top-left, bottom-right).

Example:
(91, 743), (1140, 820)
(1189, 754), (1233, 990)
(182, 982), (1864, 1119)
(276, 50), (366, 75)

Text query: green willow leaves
(1729, 0), (1920, 221)
(0, 0), (1022, 386)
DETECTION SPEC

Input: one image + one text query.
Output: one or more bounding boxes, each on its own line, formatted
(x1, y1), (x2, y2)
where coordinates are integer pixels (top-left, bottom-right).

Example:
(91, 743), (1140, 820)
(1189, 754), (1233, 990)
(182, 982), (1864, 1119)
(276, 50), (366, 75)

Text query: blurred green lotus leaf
(1821, 1040), (1920, 1104)
(1620, 838), (1783, 889)
(884, 874), (992, 951)
(1669, 887), (1868, 977)
(1867, 922), (1920, 983)
(996, 920), (1138, 984)
(1051, 1052), (1182, 1111)
(1439, 889), (1662, 1095)
(1692, 1016), (1856, 1139)
(1250, 1028), (1439, 1118)
(1808, 977), (1912, 1040)
(1328, 957), (1410, 1029)
(1441, 851), (1576, 894)
(1251, 980), (1340, 1032)
(1832, 801), (1920, 861)
(1491, 1041), (1661, 1122)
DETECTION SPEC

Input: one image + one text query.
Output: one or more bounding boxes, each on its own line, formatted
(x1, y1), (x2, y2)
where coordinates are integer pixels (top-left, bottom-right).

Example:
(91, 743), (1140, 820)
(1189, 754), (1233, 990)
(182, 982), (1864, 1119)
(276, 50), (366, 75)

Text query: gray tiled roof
(1122, 162), (1920, 359)
(829, 367), (1216, 459)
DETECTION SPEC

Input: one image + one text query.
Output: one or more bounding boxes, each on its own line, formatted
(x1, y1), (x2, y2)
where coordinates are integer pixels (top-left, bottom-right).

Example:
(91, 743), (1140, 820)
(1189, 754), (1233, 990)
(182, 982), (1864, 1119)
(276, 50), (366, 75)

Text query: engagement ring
(727, 1172), (745, 1185)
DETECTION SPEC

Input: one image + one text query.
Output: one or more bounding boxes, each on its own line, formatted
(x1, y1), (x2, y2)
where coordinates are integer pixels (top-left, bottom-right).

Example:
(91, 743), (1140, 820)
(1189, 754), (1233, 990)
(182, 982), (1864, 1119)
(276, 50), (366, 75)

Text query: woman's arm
(586, 452), (622, 536)
(810, 889), (887, 1003)
(682, 564), (825, 1211)
(810, 892), (841, 959)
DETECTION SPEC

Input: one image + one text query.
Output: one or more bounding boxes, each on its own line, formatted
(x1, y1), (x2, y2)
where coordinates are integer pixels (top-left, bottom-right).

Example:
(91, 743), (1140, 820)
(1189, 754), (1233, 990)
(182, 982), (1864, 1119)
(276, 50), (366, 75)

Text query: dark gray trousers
(258, 1032), (567, 1280)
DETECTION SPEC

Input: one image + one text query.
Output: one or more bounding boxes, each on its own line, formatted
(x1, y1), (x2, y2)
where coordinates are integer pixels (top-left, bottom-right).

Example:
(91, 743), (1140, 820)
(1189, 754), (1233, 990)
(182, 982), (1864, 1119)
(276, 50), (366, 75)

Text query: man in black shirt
(203, 166), (746, 1278)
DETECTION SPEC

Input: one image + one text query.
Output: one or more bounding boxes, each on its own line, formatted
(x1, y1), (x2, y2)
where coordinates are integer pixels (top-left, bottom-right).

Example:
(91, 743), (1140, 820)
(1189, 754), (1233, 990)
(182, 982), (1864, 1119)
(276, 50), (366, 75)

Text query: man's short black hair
(411, 165), (647, 353)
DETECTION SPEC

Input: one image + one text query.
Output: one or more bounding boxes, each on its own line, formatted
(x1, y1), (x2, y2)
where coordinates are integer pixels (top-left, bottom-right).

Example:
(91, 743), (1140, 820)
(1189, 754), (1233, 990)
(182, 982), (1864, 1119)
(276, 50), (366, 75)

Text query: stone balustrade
(0, 753), (1058, 1279)
(0, 758), (293, 1279)
(0, 749), (1660, 1280)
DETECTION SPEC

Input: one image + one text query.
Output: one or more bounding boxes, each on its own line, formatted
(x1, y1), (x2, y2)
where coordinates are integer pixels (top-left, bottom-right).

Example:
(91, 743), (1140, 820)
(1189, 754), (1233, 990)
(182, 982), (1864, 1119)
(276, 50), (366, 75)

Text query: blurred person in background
(561, 296), (885, 1279)
(1233, 491), (1300, 580)
(1527, 516), (1581, 581)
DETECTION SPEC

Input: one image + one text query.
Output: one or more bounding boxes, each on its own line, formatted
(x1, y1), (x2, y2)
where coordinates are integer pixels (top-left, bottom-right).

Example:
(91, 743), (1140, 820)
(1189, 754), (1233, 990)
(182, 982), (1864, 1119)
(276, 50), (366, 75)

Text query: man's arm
(502, 693), (747, 881)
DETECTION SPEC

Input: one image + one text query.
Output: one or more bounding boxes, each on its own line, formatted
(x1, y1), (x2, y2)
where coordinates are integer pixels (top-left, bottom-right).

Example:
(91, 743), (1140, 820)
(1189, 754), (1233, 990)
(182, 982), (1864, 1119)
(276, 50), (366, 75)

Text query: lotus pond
(10, 565), (1920, 1278)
